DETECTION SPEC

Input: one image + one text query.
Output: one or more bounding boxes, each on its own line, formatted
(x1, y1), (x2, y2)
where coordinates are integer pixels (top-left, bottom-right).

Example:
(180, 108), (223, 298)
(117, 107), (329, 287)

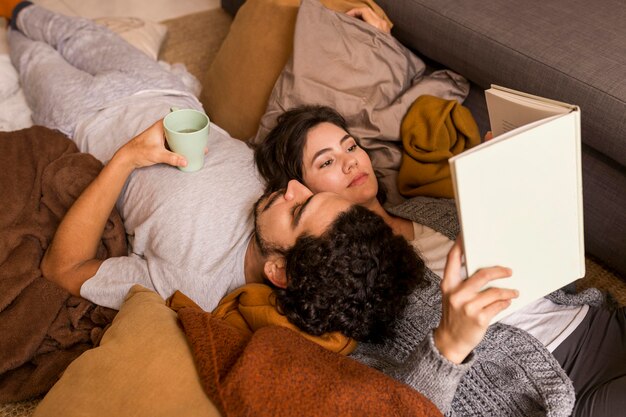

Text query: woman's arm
(41, 120), (187, 295)
(346, 7), (391, 34)
(434, 239), (518, 364)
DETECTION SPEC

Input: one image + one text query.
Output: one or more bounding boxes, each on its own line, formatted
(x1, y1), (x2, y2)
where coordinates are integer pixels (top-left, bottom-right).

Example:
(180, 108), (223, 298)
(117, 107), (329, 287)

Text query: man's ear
(264, 256), (287, 288)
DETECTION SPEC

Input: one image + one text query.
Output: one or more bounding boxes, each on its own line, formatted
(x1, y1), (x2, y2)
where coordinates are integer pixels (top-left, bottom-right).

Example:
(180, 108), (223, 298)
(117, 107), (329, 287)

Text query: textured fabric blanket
(168, 283), (357, 355)
(398, 95), (481, 199)
(0, 126), (127, 403)
(177, 304), (442, 417)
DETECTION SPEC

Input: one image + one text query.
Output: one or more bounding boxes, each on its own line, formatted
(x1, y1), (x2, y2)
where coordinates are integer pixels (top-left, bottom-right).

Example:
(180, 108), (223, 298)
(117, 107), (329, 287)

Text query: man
(42, 120), (423, 342)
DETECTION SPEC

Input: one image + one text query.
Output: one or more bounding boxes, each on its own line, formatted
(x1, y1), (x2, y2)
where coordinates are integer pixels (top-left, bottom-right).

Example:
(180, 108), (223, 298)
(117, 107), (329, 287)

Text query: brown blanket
(177, 305), (443, 417)
(0, 126), (127, 403)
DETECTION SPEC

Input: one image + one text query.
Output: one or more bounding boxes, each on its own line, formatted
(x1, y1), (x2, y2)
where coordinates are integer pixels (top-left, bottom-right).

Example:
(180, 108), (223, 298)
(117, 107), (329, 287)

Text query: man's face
(254, 180), (352, 253)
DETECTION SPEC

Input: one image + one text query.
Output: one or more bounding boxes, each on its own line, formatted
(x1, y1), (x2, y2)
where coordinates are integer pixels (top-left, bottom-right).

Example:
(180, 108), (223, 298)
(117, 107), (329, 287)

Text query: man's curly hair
(274, 205), (425, 342)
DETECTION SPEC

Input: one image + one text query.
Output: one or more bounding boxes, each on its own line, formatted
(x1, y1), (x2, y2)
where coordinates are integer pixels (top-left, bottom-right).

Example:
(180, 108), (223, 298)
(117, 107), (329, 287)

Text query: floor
(33, 0), (220, 22)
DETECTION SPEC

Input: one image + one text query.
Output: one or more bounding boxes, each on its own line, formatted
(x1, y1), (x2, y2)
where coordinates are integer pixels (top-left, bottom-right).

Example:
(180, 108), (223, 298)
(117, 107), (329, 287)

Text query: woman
(253, 104), (626, 417)
(254, 105), (453, 272)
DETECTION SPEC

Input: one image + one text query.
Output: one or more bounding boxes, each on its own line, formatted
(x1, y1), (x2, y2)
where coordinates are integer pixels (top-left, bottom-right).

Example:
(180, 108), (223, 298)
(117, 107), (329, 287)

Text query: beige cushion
(34, 285), (220, 417)
(202, 0), (392, 141)
(94, 17), (167, 60)
(254, 0), (469, 205)
(0, 17), (166, 58)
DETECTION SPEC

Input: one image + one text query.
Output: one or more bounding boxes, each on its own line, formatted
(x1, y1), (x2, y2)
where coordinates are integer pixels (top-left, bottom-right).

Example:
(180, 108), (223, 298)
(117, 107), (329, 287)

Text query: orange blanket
(177, 303), (443, 417)
(398, 95), (481, 198)
(0, 127), (127, 403)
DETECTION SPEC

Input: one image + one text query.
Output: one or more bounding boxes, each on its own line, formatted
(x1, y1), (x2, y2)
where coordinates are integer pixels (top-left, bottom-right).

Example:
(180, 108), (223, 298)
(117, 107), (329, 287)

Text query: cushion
(202, 0), (392, 141)
(371, 0), (626, 277)
(373, 0), (626, 167)
(94, 16), (167, 60)
(253, 0), (469, 205)
(33, 286), (220, 417)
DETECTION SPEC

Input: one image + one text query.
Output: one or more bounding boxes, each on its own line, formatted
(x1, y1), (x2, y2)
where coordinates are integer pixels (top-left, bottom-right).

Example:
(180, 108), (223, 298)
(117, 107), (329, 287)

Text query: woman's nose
(285, 179), (313, 200)
(343, 156), (358, 174)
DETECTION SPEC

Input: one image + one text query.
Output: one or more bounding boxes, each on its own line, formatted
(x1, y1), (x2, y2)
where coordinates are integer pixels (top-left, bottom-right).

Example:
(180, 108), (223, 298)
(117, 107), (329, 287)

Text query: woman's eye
(320, 159), (333, 168)
(347, 144), (357, 152)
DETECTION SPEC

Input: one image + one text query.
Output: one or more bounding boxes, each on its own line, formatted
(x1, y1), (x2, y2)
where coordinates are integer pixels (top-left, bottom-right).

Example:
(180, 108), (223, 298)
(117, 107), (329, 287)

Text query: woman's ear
(263, 256), (287, 288)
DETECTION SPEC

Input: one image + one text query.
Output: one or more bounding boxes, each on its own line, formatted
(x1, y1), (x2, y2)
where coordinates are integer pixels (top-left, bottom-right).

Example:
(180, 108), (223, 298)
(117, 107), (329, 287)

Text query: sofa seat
(367, 0), (626, 277)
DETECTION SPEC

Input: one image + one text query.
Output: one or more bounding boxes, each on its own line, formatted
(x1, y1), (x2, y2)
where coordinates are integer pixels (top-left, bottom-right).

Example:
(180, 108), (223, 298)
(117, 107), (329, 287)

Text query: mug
(163, 108), (210, 172)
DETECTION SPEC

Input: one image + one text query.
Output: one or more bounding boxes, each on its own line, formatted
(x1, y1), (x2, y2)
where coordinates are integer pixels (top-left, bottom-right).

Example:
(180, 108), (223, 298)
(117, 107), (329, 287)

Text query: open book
(449, 85), (585, 322)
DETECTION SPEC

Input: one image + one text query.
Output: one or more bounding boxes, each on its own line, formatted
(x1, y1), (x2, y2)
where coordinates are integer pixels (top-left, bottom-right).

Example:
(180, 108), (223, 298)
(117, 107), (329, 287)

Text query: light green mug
(163, 108), (210, 172)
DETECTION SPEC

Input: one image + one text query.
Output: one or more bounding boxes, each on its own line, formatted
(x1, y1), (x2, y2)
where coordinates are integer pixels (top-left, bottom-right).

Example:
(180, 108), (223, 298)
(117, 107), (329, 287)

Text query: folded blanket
(398, 95), (480, 198)
(0, 126), (127, 403)
(168, 283), (357, 355)
(177, 305), (442, 417)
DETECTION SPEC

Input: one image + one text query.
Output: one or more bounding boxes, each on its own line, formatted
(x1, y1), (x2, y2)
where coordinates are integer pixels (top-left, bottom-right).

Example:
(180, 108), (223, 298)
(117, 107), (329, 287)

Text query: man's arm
(41, 120), (188, 295)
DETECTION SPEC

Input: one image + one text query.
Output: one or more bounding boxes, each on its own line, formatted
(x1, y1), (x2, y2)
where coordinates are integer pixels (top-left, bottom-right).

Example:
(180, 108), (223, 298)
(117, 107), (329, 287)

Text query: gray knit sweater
(350, 196), (604, 417)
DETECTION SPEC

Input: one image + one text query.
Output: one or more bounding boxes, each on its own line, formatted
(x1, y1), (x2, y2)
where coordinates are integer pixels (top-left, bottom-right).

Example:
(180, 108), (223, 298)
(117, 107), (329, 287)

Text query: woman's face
(301, 122), (378, 206)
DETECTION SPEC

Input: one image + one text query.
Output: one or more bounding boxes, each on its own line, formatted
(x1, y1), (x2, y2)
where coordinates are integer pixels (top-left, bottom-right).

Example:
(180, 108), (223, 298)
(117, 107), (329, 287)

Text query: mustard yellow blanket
(398, 95), (481, 199)
(168, 283), (357, 355)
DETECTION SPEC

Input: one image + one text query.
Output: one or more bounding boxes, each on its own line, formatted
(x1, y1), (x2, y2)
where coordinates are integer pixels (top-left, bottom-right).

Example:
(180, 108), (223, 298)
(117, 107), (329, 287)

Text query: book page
(449, 111), (585, 322)
(486, 86), (574, 136)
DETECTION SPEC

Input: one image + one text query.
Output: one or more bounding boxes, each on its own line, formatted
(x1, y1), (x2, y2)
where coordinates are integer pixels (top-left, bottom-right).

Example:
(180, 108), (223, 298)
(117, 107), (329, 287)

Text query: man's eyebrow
(310, 134), (353, 162)
(293, 194), (315, 228)
(261, 191), (282, 213)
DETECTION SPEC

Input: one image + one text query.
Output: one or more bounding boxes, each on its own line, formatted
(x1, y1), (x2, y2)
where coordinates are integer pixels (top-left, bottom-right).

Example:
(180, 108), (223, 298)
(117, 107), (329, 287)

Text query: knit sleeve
(391, 330), (474, 415)
(545, 285), (605, 307)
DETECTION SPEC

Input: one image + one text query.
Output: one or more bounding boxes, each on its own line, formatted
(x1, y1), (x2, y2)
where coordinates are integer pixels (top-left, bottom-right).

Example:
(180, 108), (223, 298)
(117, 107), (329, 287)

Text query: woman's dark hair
(274, 205), (425, 342)
(254, 105), (387, 204)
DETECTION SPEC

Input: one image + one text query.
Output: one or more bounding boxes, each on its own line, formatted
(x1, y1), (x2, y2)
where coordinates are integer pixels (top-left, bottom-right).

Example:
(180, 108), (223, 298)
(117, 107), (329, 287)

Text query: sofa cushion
(33, 286), (220, 417)
(373, 0), (626, 277)
(374, 0), (626, 168)
(204, 0), (392, 141)
(94, 17), (167, 60)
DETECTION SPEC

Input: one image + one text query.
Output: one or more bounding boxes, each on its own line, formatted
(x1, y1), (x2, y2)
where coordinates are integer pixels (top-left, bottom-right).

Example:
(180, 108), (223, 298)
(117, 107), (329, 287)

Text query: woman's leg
(552, 306), (626, 417)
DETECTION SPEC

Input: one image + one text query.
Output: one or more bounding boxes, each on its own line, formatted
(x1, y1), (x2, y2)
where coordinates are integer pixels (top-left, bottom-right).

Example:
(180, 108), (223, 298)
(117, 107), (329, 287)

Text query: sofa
(221, 0), (626, 279)
(2, 1), (625, 415)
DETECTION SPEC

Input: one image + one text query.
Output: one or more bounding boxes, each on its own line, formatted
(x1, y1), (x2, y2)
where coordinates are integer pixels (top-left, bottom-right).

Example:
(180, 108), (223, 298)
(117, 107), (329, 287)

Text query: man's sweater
(350, 196), (604, 416)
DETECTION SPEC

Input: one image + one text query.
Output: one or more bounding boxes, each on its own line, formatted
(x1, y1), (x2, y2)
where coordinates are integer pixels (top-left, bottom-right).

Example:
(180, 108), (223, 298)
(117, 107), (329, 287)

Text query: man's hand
(346, 7), (391, 34)
(433, 239), (518, 364)
(115, 119), (188, 169)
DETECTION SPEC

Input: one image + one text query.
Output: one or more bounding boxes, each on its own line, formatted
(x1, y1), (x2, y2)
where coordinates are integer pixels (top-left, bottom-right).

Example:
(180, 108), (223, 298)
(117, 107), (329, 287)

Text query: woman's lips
(349, 172), (368, 187)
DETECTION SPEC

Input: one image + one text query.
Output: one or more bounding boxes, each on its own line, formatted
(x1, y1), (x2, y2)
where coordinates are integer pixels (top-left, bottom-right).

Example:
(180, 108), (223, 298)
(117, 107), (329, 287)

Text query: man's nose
(285, 179), (313, 200)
